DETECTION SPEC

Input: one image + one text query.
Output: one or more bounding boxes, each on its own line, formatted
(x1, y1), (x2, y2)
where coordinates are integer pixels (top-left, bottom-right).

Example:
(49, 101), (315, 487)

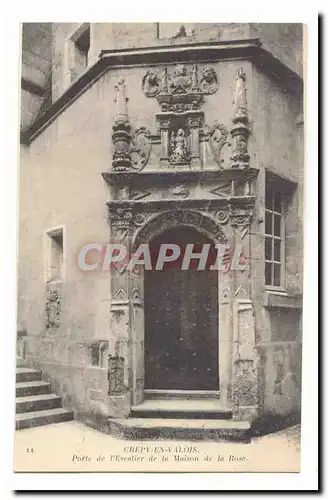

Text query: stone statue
(170, 128), (190, 165)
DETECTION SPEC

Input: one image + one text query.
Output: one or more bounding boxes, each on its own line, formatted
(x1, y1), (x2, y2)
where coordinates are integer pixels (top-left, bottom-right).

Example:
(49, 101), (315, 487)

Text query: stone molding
(21, 40), (303, 145)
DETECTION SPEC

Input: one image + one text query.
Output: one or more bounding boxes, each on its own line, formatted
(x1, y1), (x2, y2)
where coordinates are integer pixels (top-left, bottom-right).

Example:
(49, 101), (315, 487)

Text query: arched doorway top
(132, 209), (227, 251)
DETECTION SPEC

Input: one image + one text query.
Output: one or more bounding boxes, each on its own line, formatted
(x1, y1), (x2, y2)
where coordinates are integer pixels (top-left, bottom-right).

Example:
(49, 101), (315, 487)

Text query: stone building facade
(18, 23), (303, 431)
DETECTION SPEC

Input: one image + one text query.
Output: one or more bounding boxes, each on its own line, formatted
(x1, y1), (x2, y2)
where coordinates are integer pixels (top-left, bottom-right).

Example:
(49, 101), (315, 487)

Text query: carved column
(158, 116), (171, 164)
(187, 112), (203, 169)
(112, 78), (133, 171)
(230, 69), (250, 169)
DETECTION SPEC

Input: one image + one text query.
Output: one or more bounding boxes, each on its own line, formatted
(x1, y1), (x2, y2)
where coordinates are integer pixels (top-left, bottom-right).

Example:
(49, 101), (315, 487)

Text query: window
(265, 182), (285, 288)
(70, 23), (90, 82)
(45, 227), (65, 282)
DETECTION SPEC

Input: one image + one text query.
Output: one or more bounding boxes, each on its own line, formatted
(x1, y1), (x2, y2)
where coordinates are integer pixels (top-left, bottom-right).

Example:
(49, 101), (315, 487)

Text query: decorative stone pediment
(142, 64), (219, 111)
(141, 64), (221, 170)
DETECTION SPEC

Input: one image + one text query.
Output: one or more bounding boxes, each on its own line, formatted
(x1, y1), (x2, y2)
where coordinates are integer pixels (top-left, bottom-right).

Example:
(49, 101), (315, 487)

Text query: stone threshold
(107, 418), (250, 442)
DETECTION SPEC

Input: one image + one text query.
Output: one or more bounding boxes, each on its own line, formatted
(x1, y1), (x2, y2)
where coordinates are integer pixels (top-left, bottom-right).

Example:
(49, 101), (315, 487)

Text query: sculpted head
(202, 66), (216, 83)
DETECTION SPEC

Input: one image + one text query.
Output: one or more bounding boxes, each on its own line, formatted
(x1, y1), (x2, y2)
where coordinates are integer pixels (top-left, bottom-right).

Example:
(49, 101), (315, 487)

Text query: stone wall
(18, 25), (303, 423)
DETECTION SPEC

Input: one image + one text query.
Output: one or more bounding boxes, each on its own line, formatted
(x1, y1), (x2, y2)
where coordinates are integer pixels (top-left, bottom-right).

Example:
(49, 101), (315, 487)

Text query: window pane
(274, 193), (282, 213)
(274, 239), (281, 262)
(273, 263), (281, 286)
(265, 262), (272, 285)
(265, 211), (273, 234)
(274, 214), (281, 236)
(265, 189), (273, 209)
(265, 237), (272, 260)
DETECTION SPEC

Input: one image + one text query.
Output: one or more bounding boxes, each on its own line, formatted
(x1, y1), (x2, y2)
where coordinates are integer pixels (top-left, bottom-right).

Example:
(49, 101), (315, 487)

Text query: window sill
(264, 290), (302, 309)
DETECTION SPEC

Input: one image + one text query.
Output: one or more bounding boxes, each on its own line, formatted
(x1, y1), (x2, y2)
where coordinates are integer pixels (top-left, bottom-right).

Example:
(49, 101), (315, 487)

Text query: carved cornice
(21, 41), (302, 145)
(102, 166), (259, 187)
(107, 196), (256, 214)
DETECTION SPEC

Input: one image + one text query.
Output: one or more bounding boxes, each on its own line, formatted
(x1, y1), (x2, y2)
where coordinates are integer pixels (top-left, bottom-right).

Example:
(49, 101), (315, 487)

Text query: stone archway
(129, 209), (228, 405)
(132, 209), (228, 252)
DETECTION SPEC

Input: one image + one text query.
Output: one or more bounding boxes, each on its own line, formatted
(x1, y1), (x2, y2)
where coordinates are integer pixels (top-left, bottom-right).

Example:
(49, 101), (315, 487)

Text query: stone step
(16, 367), (42, 383)
(16, 408), (73, 430)
(108, 418), (251, 442)
(131, 398), (232, 420)
(16, 357), (27, 368)
(16, 394), (62, 414)
(144, 389), (221, 400)
(16, 380), (51, 398)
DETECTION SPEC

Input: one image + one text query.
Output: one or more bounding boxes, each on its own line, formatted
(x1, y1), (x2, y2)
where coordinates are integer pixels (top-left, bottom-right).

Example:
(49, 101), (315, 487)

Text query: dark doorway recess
(144, 226), (219, 390)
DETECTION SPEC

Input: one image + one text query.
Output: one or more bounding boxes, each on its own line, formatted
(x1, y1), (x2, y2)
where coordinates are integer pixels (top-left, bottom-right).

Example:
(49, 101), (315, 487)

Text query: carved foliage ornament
(204, 122), (229, 167)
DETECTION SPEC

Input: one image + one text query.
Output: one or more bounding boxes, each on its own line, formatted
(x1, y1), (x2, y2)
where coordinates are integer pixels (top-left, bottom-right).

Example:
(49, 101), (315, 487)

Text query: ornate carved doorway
(144, 227), (219, 390)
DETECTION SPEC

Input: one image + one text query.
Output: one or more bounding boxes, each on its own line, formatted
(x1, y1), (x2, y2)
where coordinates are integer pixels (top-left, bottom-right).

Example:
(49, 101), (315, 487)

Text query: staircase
(108, 391), (251, 442)
(15, 361), (73, 430)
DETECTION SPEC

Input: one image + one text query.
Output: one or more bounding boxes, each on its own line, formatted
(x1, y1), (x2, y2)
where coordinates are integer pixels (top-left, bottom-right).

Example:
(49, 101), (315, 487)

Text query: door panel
(144, 227), (219, 390)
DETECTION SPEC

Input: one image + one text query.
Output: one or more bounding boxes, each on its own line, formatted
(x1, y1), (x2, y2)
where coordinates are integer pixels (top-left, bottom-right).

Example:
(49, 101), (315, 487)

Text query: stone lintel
(102, 167), (259, 187)
(106, 196), (256, 214)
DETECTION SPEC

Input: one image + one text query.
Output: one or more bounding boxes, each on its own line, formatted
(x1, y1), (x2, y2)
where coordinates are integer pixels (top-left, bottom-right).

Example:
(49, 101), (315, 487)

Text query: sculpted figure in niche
(142, 70), (160, 97)
(200, 65), (219, 94)
(170, 128), (190, 164)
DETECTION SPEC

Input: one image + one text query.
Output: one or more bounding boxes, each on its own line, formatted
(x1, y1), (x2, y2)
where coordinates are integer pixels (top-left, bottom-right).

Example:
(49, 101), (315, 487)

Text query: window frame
(65, 23), (91, 85)
(44, 225), (66, 283)
(264, 182), (286, 291)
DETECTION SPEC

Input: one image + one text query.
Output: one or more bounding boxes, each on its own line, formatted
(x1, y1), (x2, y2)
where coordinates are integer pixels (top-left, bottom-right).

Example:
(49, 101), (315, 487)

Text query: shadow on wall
(249, 410), (301, 437)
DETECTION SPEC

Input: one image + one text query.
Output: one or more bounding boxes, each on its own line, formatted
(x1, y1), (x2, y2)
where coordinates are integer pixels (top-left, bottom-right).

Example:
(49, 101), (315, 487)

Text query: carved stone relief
(108, 355), (125, 395)
(199, 65), (219, 94)
(110, 207), (133, 230)
(273, 349), (285, 395)
(169, 128), (190, 165)
(232, 300), (259, 412)
(170, 183), (189, 199)
(204, 122), (229, 167)
(233, 359), (259, 407)
(209, 181), (233, 198)
(133, 210), (228, 250)
(230, 203), (254, 229)
(142, 63), (219, 104)
(215, 208), (230, 225)
(130, 127), (152, 171)
(45, 285), (61, 332)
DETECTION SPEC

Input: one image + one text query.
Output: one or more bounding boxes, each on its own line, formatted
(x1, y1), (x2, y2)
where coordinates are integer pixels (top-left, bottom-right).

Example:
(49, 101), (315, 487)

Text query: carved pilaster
(231, 300), (259, 421)
(230, 69), (250, 169)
